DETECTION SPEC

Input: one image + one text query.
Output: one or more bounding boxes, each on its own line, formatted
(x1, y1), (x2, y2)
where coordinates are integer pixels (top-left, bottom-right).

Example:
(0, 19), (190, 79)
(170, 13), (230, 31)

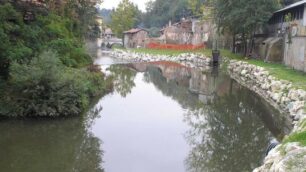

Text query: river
(0, 51), (292, 172)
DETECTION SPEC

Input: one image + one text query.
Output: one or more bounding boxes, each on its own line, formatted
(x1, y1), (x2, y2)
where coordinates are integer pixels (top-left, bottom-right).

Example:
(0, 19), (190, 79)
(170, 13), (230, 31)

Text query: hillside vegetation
(0, 1), (112, 117)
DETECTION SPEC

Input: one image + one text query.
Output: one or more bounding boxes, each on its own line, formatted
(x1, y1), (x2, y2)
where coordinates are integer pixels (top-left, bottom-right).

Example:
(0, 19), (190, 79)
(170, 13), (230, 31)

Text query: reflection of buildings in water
(189, 67), (219, 104)
(122, 62), (291, 142)
(109, 62), (291, 172)
(130, 61), (192, 87)
(130, 62), (229, 105)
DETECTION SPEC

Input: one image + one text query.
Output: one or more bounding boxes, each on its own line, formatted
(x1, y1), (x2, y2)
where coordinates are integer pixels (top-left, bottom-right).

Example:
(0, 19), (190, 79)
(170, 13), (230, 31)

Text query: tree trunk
(248, 31), (255, 57)
(232, 34), (236, 53)
(0, 59), (9, 80)
(243, 33), (247, 57)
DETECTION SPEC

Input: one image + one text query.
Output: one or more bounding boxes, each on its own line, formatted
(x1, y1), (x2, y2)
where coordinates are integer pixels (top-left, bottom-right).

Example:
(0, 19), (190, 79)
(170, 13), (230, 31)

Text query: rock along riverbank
(108, 49), (306, 171)
(105, 49), (212, 67)
(228, 60), (306, 172)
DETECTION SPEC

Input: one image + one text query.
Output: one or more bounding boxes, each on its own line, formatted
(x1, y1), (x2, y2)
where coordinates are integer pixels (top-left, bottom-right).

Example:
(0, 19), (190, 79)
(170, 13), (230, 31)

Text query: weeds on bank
(283, 130), (306, 146)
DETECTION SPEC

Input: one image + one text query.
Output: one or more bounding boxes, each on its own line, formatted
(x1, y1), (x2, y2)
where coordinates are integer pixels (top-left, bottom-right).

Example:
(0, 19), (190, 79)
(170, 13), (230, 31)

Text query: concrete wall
(124, 31), (148, 48)
(256, 37), (283, 62)
(284, 36), (306, 71)
(162, 20), (213, 45)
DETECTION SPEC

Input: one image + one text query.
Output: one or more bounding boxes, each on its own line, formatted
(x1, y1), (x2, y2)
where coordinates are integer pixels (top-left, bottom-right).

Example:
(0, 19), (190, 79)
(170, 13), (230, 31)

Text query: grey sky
(102, 0), (150, 11)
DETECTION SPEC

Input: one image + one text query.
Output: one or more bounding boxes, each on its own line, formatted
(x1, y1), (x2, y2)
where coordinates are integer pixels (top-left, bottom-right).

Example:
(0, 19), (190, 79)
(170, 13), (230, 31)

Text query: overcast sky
(101, 0), (150, 11)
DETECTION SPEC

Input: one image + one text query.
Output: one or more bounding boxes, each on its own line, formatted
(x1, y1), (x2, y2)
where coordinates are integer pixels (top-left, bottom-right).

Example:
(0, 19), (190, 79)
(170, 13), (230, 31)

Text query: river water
(0, 52), (292, 172)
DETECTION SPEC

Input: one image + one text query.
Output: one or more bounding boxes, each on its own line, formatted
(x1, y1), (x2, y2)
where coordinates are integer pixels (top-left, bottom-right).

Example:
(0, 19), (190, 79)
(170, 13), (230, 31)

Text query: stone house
(103, 28), (114, 39)
(259, 0), (306, 72)
(123, 28), (148, 48)
(159, 19), (213, 46)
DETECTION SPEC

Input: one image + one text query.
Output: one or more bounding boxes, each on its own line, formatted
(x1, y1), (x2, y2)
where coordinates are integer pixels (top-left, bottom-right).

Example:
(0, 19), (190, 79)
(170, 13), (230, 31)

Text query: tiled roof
(123, 28), (147, 34)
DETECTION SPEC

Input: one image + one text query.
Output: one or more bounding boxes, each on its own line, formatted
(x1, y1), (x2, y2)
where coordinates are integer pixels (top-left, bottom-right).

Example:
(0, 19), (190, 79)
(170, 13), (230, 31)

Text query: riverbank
(107, 49), (212, 67)
(228, 60), (306, 172)
(0, 51), (113, 117)
(124, 48), (306, 89)
(111, 48), (306, 171)
(0, 2), (109, 118)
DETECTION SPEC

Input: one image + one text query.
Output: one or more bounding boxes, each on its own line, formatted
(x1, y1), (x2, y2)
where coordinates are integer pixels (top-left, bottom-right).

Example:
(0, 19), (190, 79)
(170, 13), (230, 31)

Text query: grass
(247, 60), (306, 89)
(120, 48), (306, 90)
(283, 130), (306, 146)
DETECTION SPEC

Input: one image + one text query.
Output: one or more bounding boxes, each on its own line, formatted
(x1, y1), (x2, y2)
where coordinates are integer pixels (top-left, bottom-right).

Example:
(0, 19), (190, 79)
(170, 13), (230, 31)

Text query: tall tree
(110, 0), (139, 38)
(143, 0), (190, 28)
(214, 0), (279, 55)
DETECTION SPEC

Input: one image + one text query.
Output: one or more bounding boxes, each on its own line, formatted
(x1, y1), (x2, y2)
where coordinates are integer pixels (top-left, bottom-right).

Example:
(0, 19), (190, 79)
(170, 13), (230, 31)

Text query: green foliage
(48, 39), (91, 67)
(283, 131), (306, 146)
(0, 51), (110, 117)
(110, 0), (139, 38)
(188, 0), (213, 19)
(0, 1), (109, 117)
(214, 0), (279, 34)
(107, 65), (136, 97)
(0, 3), (32, 79)
(0, 2), (99, 79)
(36, 13), (74, 39)
(143, 0), (190, 28)
(147, 27), (161, 37)
(43, 0), (102, 38)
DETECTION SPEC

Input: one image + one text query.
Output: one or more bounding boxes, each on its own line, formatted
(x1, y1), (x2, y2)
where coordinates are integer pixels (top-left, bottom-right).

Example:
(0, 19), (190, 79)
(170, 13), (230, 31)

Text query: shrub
(48, 39), (92, 67)
(0, 51), (109, 117)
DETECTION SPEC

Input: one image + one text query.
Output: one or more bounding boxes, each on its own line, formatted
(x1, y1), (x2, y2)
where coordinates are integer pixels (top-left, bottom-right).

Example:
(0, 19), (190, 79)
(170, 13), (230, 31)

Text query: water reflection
(108, 61), (291, 172)
(184, 84), (283, 172)
(0, 59), (292, 172)
(0, 107), (104, 172)
(107, 65), (137, 97)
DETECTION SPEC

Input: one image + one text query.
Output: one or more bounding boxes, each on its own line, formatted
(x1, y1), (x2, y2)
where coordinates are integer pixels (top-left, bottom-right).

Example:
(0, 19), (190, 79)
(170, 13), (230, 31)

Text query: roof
(123, 28), (148, 34)
(275, 0), (306, 13)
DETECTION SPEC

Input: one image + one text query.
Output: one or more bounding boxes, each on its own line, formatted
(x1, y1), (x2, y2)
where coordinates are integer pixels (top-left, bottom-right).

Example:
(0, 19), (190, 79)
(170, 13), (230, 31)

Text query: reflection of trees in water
(0, 110), (104, 172)
(184, 86), (274, 172)
(143, 66), (200, 110)
(105, 63), (290, 172)
(108, 65), (137, 97)
(141, 65), (287, 172)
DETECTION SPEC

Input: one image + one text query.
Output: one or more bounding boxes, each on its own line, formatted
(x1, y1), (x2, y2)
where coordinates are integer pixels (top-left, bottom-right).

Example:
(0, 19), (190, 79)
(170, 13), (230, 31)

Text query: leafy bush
(0, 3), (33, 79)
(47, 39), (91, 67)
(0, 51), (110, 117)
(0, 3), (94, 79)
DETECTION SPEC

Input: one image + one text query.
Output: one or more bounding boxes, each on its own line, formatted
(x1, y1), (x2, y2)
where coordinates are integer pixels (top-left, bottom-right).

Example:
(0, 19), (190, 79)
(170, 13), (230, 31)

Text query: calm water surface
(0, 53), (292, 172)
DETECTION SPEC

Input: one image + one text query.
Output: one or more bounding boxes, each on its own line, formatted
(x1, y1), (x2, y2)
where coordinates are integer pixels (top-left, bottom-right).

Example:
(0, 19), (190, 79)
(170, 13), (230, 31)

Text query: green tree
(143, 0), (190, 28)
(0, 3), (32, 80)
(110, 0), (138, 38)
(214, 0), (279, 55)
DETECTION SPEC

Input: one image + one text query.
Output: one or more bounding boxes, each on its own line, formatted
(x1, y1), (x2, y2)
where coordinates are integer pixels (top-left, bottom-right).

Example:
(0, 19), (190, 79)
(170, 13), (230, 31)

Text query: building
(159, 19), (212, 46)
(123, 28), (148, 48)
(261, 0), (306, 71)
(103, 28), (114, 39)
